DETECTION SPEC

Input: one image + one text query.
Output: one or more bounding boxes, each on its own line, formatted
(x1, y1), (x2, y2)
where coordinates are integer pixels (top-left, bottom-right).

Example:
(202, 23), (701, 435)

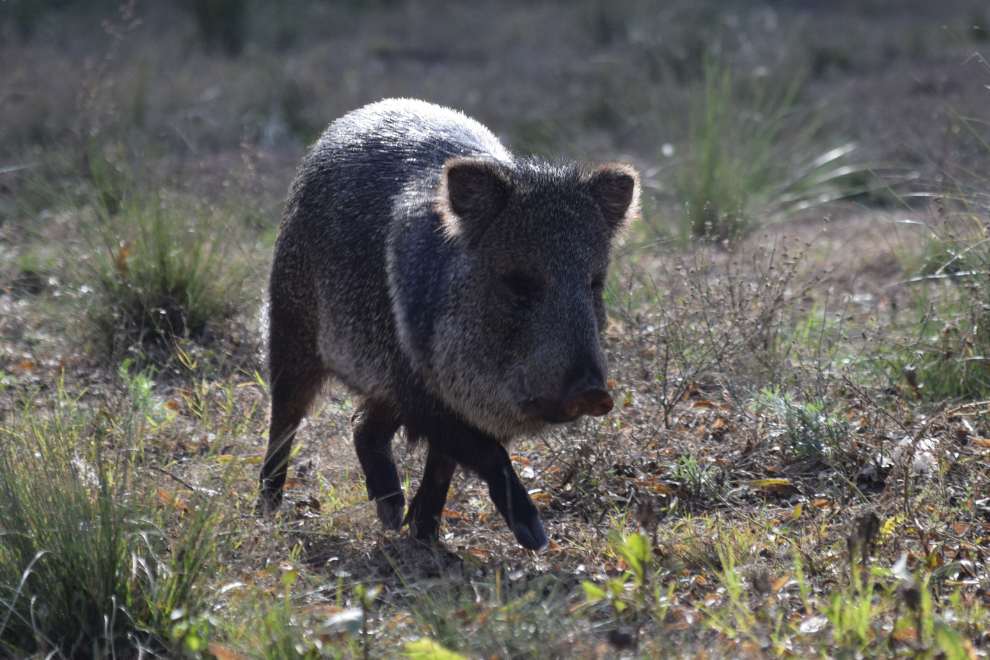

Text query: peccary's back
(272, 98), (510, 399)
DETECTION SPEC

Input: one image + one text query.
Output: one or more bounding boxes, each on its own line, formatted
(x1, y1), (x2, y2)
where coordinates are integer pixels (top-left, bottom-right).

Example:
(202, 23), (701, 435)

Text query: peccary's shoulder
(386, 186), (457, 373)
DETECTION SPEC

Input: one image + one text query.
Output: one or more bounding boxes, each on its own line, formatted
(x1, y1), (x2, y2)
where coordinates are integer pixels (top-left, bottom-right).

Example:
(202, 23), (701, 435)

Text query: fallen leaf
(799, 614), (828, 634)
(114, 241), (132, 275)
(208, 643), (247, 660)
(465, 546), (490, 561)
(749, 478), (795, 494)
(157, 488), (190, 513)
(771, 575), (790, 593)
(530, 491), (552, 504)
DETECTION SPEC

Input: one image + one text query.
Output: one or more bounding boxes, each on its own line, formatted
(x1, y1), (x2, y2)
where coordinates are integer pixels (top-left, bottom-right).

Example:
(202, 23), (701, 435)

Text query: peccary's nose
(560, 369), (614, 418)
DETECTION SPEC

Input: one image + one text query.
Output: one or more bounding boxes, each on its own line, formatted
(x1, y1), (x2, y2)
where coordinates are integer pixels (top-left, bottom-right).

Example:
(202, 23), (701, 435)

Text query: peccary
(259, 98), (638, 550)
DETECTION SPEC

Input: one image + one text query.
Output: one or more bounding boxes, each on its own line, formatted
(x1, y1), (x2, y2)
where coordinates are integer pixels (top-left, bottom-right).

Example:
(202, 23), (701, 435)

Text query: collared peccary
(259, 98), (638, 550)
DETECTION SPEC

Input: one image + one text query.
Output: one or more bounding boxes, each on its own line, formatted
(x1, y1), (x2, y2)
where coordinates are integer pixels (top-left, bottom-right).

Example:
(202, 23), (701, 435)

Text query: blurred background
(3, 0), (989, 228)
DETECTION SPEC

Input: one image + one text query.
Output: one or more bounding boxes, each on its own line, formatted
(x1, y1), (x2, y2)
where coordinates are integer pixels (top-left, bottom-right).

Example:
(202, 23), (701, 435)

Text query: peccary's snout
(522, 362), (613, 423)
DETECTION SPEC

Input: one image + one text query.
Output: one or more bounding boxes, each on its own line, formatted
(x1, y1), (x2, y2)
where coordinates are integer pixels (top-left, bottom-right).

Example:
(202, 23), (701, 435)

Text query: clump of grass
(0, 389), (217, 657)
(87, 186), (249, 359)
(675, 57), (869, 242)
(884, 197), (990, 400)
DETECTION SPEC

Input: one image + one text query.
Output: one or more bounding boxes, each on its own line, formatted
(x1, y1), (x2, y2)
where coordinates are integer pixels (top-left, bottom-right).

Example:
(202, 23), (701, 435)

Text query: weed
(755, 387), (852, 465)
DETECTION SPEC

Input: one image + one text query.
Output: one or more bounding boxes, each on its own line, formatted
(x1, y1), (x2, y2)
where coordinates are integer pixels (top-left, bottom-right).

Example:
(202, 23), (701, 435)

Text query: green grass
(86, 185), (250, 359)
(0, 387), (217, 657)
(674, 57), (871, 242)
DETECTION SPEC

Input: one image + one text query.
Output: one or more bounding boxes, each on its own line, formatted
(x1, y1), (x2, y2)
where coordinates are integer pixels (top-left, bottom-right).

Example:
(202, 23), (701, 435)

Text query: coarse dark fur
(259, 98), (639, 550)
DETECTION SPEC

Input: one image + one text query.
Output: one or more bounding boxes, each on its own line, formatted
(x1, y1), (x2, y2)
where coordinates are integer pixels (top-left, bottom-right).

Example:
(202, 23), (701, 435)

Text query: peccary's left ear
(586, 163), (640, 233)
(437, 157), (513, 245)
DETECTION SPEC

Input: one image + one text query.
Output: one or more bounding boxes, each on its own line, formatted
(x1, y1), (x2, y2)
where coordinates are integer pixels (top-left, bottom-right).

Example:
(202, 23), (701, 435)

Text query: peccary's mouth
(521, 389), (614, 424)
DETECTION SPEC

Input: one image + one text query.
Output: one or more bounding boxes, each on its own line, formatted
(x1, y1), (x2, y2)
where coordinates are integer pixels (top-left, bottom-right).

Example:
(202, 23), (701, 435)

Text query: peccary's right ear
(437, 158), (512, 245)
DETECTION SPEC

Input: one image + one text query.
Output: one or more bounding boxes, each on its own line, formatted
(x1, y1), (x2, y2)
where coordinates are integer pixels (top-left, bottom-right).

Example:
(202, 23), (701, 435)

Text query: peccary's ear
(586, 163), (640, 233)
(437, 158), (512, 245)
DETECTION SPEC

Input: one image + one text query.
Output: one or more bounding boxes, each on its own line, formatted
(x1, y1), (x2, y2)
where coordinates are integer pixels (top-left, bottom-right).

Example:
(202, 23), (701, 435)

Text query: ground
(1, 1), (989, 658)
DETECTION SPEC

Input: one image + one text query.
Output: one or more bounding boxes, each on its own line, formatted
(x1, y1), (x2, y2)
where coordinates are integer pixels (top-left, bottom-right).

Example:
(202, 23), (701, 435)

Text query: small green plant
(886, 202), (990, 400)
(675, 57), (869, 242)
(756, 387), (851, 464)
(670, 455), (717, 500)
(0, 389), (217, 657)
(582, 530), (674, 627)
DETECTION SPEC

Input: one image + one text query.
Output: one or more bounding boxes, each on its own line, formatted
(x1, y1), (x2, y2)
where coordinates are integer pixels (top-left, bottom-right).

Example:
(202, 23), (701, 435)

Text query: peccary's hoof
(511, 516), (548, 551)
(376, 493), (406, 531)
(407, 510), (442, 544)
(256, 489), (283, 517)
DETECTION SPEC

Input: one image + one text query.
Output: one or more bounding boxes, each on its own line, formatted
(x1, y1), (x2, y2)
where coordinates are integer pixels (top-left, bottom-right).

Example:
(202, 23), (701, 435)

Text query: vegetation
(1, 1), (989, 657)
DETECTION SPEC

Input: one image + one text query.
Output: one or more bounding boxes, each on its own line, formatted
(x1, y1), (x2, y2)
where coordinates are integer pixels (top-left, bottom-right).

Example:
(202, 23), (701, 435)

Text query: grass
(85, 179), (250, 359)
(673, 57), (873, 242)
(0, 386), (217, 657)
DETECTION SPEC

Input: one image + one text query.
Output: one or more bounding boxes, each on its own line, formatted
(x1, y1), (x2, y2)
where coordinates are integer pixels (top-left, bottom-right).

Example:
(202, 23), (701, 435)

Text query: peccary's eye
(501, 271), (542, 302)
(591, 274), (606, 291)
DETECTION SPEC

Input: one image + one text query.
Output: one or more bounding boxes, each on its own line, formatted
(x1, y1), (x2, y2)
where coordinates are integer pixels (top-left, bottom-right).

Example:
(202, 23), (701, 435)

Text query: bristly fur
(260, 98), (639, 548)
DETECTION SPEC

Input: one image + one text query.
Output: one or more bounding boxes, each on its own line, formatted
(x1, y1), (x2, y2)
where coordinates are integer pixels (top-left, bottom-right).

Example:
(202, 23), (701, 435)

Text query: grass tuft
(86, 186), (249, 359)
(675, 57), (872, 242)
(0, 387), (217, 657)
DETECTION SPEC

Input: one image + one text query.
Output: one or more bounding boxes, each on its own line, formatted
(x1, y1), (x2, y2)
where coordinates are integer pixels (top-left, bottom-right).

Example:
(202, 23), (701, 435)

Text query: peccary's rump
(261, 99), (639, 550)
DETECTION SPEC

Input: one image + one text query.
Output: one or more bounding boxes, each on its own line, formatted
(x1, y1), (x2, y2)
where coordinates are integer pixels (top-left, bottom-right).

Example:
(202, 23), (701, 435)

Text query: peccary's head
(431, 157), (639, 438)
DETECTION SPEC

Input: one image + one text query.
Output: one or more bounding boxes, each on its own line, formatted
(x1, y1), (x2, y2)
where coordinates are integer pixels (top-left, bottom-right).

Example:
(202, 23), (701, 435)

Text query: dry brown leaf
(771, 575), (790, 593)
(952, 522), (971, 535)
(530, 491), (552, 504)
(208, 642), (247, 660)
(114, 241), (132, 275)
(157, 488), (190, 513)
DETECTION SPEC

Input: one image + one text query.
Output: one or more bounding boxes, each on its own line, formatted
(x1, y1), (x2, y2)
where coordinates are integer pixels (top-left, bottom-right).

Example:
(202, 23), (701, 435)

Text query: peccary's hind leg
(432, 429), (547, 551)
(259, 363), (324, 513)
(258, 281), (324, 514)
(352, 399), (404, 530)
(404, 446), (457, 542)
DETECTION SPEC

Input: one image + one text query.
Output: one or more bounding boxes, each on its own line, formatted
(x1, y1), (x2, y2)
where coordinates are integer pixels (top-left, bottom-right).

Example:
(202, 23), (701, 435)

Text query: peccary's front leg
(405, 446), (457, 542)
(353, 399), (404, 530)
(434, 430), (547, 551)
